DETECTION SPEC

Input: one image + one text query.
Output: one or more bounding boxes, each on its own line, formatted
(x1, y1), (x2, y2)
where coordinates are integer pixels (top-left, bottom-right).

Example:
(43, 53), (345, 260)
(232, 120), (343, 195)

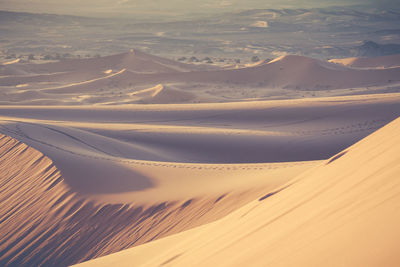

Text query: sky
(0, 0), (398, 18)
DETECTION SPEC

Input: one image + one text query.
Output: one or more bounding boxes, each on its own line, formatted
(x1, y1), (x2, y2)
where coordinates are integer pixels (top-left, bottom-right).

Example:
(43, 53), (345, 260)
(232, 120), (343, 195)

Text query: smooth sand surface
(76, 116), (400, 267)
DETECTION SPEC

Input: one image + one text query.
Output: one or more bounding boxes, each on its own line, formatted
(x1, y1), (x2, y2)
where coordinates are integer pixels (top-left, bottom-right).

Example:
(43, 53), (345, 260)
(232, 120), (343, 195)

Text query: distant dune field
(1, 50), (400, 105)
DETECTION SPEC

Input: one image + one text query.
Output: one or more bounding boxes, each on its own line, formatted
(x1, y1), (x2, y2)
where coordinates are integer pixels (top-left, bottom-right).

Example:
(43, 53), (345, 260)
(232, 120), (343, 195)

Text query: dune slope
(0, 133), (315, 267)
(78, 117), (400, 267)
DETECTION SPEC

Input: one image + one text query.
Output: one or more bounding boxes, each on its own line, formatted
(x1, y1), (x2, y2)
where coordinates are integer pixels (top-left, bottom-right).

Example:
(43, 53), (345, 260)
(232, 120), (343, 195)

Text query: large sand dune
(0, 133), (313, 267)
(76, 116), (400, 267)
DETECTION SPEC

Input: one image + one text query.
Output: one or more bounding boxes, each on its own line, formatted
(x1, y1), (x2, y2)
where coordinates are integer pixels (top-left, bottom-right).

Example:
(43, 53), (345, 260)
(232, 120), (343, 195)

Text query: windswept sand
(76, 116), (400, 267)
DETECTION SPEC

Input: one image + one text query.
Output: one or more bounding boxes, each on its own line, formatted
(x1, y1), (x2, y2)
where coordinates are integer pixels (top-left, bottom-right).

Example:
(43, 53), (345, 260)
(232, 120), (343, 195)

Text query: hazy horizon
(0, 0), (399, 18)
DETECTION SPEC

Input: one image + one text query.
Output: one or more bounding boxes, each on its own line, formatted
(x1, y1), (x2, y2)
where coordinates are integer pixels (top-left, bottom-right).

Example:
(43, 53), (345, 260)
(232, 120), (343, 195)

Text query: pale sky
(0, 0), (398, 17)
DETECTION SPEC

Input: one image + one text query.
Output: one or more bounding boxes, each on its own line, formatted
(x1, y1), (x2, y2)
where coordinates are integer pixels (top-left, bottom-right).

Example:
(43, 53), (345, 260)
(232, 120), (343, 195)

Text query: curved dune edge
(76, 117), (400, 267)
(0, 134), (315, 266)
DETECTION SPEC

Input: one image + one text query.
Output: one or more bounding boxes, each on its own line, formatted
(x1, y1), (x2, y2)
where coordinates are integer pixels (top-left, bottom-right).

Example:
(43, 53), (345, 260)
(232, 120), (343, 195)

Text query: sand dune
(0, 70), (110, 87)
(76, 116), (400, 267)
(220, 55), (400, 89)
(0, 50), (201, 76)
(92, 54), (400, 90)
(38, 68), (127, 94)
(1, 49), (400, 267)
(330, 54), (400, 69)
(1, 93), (399, 165)
(129, 84), (196, 104)
(0, 133), (315, 267)
(0, 50), (217, 105)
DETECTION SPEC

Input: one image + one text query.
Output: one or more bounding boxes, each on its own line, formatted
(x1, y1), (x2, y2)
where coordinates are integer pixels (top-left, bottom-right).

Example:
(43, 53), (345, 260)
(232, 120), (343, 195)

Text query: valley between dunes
(1, 51), (400, 266)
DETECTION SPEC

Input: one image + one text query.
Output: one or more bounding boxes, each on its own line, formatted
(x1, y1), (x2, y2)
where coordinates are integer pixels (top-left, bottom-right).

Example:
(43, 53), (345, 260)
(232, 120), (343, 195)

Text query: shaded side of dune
(0, 134), (260, 266)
